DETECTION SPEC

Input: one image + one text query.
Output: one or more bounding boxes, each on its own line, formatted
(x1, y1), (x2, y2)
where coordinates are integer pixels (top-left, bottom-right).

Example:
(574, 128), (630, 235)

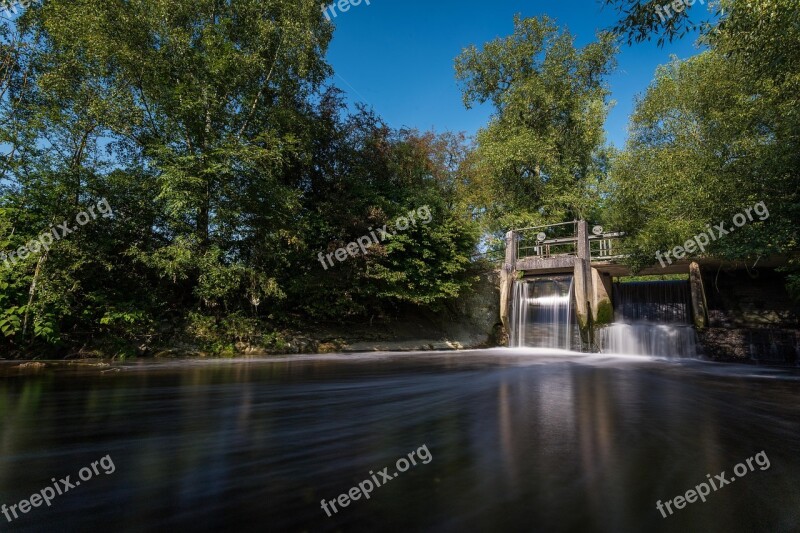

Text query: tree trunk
(22, 253), (47, 339)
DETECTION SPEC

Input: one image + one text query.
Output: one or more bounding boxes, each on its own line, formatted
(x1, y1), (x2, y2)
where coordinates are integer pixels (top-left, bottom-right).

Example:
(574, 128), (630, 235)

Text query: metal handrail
(510, 222), (627, 262)
(515, 221), (579, 260)
(513, 221), (578, 233)
(590, 234), (628, 261)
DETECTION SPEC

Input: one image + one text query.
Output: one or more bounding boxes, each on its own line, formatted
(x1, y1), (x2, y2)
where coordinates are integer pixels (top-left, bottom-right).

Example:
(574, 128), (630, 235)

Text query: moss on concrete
(595, 299), (614, 326)
(694, 315), (707, 331)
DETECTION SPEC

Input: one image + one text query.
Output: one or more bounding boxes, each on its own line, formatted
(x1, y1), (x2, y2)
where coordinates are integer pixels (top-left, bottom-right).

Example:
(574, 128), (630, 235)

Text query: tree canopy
(0, 0), (797, 356)
(455, 15), (617, 234)
(0, 0), (479, 355)
(605, 0), (799, 285)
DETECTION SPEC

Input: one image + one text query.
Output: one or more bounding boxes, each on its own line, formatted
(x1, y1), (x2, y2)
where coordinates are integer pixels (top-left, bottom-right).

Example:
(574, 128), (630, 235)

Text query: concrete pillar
(689, 262), (709, 330)
(591, 268), (614, 325)
(499, 230), (517, 332)
(573, 221), (592, 335)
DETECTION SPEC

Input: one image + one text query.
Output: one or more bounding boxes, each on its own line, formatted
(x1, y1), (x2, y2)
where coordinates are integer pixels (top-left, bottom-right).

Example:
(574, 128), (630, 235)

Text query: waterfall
(611, 281), (693, 324)
(597, 323), (698, 358)
(510, 276), (579, 350)
(509, 281), (530, 348)
(598, 280), (698, 358)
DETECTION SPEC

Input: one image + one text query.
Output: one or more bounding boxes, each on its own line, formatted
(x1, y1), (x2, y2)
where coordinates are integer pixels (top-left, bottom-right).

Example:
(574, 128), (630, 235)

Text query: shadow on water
(1, 350), (800, 532)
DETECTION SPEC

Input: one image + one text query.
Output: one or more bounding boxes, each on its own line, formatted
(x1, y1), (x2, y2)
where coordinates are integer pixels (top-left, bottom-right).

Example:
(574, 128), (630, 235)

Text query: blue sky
(324, 0), (706, 148)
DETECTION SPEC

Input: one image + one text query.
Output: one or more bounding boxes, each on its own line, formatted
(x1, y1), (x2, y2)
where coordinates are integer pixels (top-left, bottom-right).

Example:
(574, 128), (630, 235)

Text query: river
(1, 349), (799, 532)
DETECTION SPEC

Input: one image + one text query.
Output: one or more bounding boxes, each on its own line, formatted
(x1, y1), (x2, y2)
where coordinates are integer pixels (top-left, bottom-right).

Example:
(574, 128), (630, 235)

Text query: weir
(596, 280), (698, 358)
(610, 280), (692, 323)
(501, 220), (797, 359)
(501, 220), (710, 357)
(509, 276), (579, 350)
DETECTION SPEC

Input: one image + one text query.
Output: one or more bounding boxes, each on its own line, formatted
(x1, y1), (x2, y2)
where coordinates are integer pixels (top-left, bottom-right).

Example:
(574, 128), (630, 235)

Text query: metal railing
(589, 232), (627, 261)
(516, 221), (578, 260)
(512, 222), (627, 263)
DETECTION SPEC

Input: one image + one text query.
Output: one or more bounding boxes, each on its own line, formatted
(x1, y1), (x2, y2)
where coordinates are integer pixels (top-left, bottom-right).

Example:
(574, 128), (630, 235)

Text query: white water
(510, 277), (699, 358)
(597, 323), (698, 359)
(597, 280), (699, 359)
(510, 277), (578, 350)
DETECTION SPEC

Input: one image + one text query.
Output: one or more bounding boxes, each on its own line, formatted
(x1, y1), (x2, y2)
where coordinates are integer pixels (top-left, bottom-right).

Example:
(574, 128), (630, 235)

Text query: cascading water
(597, 323), (698, 357)
(611, 281), (693, 323)
(597, 280), (698, 358)
(510, 276), (580, 350)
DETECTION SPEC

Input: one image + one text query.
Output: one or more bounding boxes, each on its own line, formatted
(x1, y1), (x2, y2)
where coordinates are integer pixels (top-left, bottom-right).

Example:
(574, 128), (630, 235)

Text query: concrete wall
(699, 268), (799, 364)
(573, 221), (592, 336)
(591, 269), (613, 325)
(499, 231), (517, 332)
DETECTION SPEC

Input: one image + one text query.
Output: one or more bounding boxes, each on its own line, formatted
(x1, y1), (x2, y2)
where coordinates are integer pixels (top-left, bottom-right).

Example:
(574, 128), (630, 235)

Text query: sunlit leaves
(455, 16), (617, 231)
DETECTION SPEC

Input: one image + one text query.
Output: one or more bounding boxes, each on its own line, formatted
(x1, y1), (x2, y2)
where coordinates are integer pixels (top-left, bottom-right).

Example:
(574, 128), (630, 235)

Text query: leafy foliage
(607, 1), (799, 285)
(455, 16), (617, 234)
(0, 0), (480, 355)
(1, 0), (797, 356)
(601, 0), (716, 46)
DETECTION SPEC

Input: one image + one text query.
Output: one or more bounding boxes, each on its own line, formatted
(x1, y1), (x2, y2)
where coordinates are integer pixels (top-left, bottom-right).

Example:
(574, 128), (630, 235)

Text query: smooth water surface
(1, 350), (800, 532)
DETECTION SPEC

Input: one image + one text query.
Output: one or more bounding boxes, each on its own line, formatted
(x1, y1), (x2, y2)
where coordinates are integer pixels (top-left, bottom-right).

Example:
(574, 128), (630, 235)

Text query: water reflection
(1, 351), (799, 532)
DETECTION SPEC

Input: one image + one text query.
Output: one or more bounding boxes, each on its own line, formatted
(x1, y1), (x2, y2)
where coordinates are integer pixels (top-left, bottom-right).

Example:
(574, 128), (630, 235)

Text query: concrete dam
(500, 221), (799, 363)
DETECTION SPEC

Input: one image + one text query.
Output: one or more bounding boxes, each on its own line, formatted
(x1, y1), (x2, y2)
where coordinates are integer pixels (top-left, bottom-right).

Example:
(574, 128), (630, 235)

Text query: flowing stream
(509, 276), (579, 350)
(598, 280), (698, 358)
(1, 353), (799, 531)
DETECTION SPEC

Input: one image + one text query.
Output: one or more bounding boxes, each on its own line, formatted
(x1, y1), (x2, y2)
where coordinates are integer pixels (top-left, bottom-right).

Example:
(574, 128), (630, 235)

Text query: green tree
(601, 0), (716, 46)
(455, 15), (617, 234)
(608, 11), (798, 279)
(0, 0), (332, 353)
